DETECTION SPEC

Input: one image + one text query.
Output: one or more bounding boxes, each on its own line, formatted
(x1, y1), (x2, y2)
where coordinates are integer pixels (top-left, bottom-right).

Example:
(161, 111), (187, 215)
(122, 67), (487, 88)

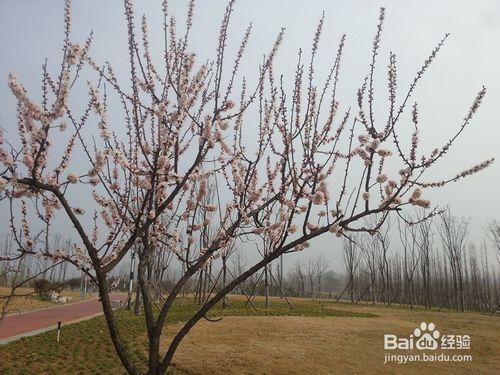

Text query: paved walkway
(0, 294), (125, 344)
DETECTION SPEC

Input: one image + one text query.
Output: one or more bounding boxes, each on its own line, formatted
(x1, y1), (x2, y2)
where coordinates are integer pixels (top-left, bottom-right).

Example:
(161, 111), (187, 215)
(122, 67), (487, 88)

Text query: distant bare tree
(342, 237), (360, 302)
(396, 216), (419, 309)
(439, 209), (469, 312)
(488, 220), (500, 262)
(359, 234), (378, 304)
(414, 210), (434, 308)
(314, 255), (329, 298)
(291, 260), (306, 297)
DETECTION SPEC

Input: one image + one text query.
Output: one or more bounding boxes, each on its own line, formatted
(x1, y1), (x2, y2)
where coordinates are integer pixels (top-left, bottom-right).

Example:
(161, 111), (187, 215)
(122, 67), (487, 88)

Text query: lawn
(0, 287), (90, 315)
(0, 295), (498, 374)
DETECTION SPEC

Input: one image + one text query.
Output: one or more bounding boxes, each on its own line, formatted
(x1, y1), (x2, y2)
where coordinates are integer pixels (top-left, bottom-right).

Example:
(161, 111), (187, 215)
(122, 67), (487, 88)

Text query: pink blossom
(295, 243), (306, 251)
(411, 188), (422, 200)
(66, 172), (79, 184)
(317, 181), (330, 202)
(356, 148), (369, 160)
(89, 176), (100, 186)
(223, 100), (235, 110)
(329, 224), (339, 234)
(311, 191), (325, 205)
(413, 199), (430, 208)
(307, 223), (319, 231)
(218, 120), (229, 131)
(23, 155), (34, 169)
(0, 149), (14, 167)
(369, 138), (380, 150)
(377, 149), (392, 157)
(358, 135), (369, 143)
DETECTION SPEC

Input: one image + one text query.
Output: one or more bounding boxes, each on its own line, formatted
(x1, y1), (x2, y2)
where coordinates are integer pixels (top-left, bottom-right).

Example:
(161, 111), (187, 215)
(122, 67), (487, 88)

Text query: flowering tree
(0, 1), (494, 373)
(0, 230), (71, 319)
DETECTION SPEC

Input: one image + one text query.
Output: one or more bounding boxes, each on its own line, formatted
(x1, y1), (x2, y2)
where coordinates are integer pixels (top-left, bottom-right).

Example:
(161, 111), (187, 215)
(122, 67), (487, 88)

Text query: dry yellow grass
(161, 296), (500, 374)
(0, 287), (89, 314)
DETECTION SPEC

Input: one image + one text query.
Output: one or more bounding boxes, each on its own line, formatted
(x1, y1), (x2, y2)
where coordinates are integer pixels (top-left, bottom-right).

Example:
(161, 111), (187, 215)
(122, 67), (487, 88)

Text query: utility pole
(79, 270), (85, 298)
(280, 254), (284, 299)
(127, 250), (136, 310)
(222, 255), (227, 309)
(264, 263), (269, 308)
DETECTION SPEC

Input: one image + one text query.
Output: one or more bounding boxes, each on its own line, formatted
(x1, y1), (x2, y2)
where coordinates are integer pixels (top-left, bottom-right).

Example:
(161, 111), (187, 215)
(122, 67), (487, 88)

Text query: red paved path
(0, 294), (125, 341)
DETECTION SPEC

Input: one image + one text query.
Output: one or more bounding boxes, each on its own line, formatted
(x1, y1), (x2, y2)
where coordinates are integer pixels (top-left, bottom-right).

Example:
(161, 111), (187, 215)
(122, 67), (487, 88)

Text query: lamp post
(127, 250), (136, 310)
(79, 270), (85, 298)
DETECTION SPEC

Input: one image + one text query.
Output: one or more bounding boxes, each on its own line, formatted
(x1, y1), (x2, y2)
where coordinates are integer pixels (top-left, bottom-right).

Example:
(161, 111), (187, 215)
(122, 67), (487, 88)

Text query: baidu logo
(414, 322), (440, 350)
(384, 321), (439, 350)
(384, 321), (470, 351)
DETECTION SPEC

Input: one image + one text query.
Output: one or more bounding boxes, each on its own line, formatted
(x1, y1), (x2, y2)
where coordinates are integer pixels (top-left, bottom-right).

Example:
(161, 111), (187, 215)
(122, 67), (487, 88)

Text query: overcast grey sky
(0, 0), (498, 272)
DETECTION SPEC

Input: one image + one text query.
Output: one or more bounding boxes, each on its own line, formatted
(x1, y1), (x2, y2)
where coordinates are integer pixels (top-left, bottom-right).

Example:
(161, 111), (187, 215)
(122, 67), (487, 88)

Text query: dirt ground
(162, 297), (500, 374)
